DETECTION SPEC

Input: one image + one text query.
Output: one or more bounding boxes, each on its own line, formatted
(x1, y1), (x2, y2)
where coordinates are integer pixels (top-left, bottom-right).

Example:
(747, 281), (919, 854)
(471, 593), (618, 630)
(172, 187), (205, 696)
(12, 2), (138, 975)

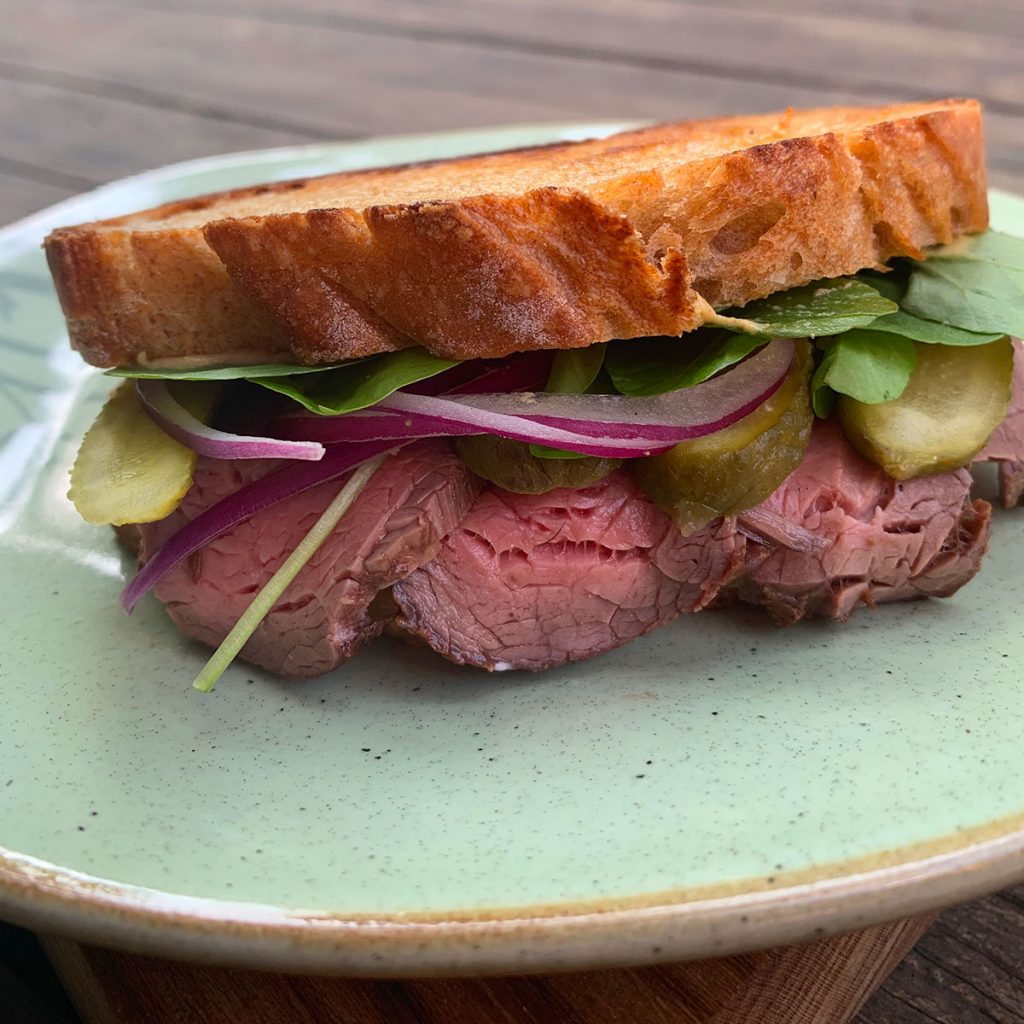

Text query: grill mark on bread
(46, 100), (989, 367)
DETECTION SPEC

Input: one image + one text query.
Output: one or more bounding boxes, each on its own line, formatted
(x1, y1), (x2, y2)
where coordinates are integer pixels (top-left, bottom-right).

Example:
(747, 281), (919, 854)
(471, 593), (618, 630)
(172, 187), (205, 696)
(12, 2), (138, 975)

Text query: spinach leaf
(106, 359), (361, 381)
(254, 347), (460, 415)
(855, 268), (909, 303)
(718, 278), (897, 338)
(809, 369), (836, 419)
(606, 330), (768, 397)
(927, 229), (1024, 271)
(902, 259), (1024, 338)
(867, 309), (1005, 346)
(810, 330), (916, 416)
(857, 233), (1018, 343)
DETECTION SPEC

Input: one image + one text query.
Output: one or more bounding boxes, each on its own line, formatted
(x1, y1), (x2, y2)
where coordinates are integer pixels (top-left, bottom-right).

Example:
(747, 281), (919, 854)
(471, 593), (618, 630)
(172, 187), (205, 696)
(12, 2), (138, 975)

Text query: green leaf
(606, 331), (768, 397)
(254, 347), (460, 415)
(902, 259), (1024, 337)
(527, 344), (607, 458)
(105, 359), (361, 381)
(867, 308), (1005, 346)
(809, 367), (836, 419)
(546, 344), (606, 394)
(812, 330), (917, 408)
(528, 443), (587, 460)
(855, 268), (908, 303)
(927, 229), (1024, 271)
(719, 278), (897, 338)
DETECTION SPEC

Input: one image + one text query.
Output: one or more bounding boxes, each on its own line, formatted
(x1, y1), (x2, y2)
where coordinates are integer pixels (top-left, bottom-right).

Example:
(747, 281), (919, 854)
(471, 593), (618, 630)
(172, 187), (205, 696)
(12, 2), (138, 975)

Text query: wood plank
(0, 77), (317, 185)
(42, 915), (933, 1024)
(0, 3), (1019, 218)
(855, 988), (936, 1024)
(561, 0), (1024, 36)
(689, 0), (1024, 36)
(856, 885), (1024, 1023)
(716, 916), (935, 1024)
(114, 0), (1024, 114)
(0, 59), (343, 139)
(992, 169), (1024, 197)
(0, 0), (588, 135)
(0, 171), (77, 227)
(2, 1), (1019, 180)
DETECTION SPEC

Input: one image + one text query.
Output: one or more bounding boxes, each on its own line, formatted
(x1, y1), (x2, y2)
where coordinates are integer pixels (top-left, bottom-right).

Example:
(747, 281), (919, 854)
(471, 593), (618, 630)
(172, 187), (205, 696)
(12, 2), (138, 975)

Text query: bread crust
(45, 100), (988, 367)
(207, 188), (698, 361)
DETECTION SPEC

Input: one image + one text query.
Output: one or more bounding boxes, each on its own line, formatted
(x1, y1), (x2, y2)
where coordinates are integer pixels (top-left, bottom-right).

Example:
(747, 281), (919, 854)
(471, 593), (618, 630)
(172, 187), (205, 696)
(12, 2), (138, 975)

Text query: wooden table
(2, 1), (1023, 1021)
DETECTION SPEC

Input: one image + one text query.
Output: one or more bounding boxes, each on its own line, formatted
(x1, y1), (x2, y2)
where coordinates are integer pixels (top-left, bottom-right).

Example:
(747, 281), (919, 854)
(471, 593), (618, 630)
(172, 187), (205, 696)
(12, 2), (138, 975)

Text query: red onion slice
(136, 380), (325, 462)
(122, 342), (793, 610)
(120, 439), (399, 612)
(121, 353), (550, 610)
(276, 401), (677, 456)
(369, 394), (674, 456)
(276, 339), (794, 454)
(405, 350), (553, 397)
(446, 351), (554, 395)
(431, 338), (793, 437)
(122, 355), (553, 612)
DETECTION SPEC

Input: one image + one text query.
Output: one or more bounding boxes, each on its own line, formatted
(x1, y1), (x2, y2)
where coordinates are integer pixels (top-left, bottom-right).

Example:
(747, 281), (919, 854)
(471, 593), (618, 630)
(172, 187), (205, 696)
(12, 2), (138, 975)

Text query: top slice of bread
(45, 99), (988, 368)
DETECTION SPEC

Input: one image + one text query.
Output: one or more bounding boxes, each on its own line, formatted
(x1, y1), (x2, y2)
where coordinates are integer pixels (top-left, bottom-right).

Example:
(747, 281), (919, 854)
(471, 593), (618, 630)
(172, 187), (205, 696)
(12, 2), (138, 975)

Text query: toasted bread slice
(45, 99), (987, 368)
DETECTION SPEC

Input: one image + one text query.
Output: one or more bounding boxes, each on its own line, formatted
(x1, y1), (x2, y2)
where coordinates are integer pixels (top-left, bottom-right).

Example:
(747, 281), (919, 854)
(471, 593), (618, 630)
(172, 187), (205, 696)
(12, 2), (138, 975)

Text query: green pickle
(838, 338), (1013, 479)
(68, 380), (219, 525)
(455, 435), (622, 494)
(632, 342), (814, 533)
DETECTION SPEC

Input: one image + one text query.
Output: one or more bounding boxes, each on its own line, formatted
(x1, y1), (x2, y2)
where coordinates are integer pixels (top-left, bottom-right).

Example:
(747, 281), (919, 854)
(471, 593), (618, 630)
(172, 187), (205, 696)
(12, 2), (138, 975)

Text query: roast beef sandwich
(44, 99), (1024, 690)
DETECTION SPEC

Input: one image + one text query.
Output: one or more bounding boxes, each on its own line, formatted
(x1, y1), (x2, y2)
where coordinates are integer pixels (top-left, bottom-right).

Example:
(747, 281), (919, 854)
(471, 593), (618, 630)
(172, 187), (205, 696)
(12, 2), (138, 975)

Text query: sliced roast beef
(137, 440), (480, 677)
(731, 419), (991, 624)
(392, 471), (746, 671)
(976, 337), (1024, 508)
(132, 368), (1013, 677)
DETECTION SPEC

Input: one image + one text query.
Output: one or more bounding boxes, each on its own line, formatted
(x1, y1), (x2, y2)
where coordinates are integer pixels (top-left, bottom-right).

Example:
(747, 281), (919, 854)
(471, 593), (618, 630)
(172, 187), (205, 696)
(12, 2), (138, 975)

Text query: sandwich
(44, 99), (1024, 691)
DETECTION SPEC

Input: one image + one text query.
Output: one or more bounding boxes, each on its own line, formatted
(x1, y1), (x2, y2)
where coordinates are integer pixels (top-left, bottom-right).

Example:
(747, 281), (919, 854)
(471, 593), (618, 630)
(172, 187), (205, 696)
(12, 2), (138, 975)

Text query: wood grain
(7, 1), (1024, 178)
(41, 916), (934, 1024)
(861, 894), (1024, 1024)
(0, 77), (315, 185)
(1, 0), (1023, 223)
(0, 170), (77, 224)
(641, 0), (1024, 37)
(132, 0), (1024, 110)
(0, 2), (1022, 1021)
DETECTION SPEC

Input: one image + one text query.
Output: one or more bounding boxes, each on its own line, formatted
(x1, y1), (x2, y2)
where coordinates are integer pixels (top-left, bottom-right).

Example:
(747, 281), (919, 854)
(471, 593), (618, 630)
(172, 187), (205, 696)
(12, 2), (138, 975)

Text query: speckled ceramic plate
(1, 125), (1024, 976)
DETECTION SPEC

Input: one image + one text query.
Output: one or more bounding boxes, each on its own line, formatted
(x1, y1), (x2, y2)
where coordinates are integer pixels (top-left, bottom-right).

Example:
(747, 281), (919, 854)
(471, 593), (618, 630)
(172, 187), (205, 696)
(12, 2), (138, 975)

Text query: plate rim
(2, 127), (1023, 974)
(3, 824), (1024, 974)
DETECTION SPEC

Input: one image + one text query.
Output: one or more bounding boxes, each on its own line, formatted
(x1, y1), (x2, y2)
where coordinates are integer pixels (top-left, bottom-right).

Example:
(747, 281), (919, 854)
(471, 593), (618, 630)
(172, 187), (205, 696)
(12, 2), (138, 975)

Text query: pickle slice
(632, 342), (813, 533)
(455, 435), (621, 494)
(838, 338), (1013, 479)
(69, 381), (217, 525)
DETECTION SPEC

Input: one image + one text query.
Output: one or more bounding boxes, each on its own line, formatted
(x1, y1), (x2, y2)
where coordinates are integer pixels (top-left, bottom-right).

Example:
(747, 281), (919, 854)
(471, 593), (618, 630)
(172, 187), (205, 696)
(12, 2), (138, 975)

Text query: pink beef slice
(732, 419), (991, 625)
(976, 337), (1024, 508)
(137, 440), (481, 677)
(391, 471), (746, 671)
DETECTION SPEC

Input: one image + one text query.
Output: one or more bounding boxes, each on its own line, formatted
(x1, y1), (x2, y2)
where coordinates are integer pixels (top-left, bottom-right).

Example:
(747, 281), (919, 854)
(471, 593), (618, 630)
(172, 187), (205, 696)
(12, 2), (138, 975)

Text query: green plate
(1, 126), (1023, 975)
